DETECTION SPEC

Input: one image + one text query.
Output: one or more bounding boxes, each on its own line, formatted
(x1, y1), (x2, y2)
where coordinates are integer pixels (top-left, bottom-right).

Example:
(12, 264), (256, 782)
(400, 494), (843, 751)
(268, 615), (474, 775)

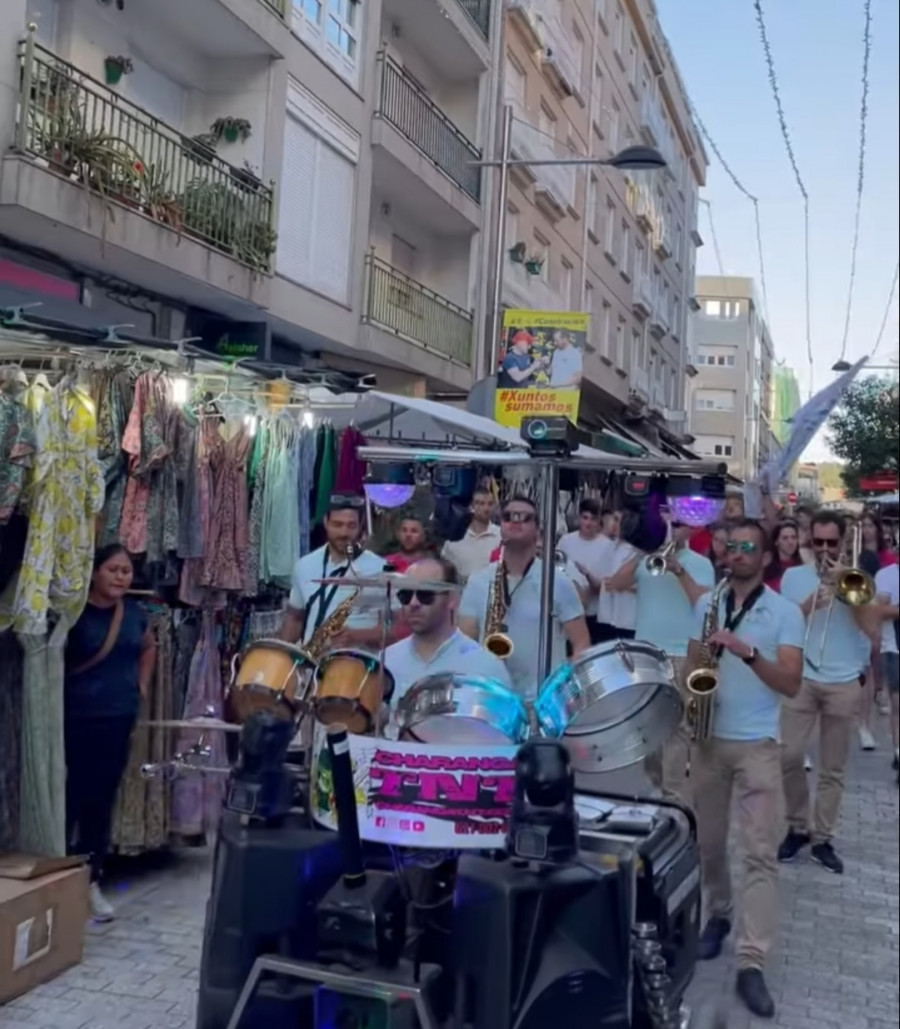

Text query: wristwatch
(742, 646), (758, 666)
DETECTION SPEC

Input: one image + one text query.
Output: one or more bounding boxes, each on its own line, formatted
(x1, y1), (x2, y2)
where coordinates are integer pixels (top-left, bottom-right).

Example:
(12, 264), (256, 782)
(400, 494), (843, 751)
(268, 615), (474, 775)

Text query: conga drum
(313, 649), (395, 735)
(228, 639), (315, 723)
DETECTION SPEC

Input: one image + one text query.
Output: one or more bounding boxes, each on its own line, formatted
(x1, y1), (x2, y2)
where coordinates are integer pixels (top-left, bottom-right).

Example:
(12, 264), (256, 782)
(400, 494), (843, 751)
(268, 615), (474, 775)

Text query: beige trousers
(780, 678), (860, 843)
(644, 656), (693, 808)
(692, 738), (781, 971)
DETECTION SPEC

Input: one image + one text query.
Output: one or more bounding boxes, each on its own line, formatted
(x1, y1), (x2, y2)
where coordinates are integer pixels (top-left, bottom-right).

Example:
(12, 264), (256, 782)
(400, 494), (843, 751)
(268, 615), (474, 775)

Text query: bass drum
(395, 673), (531, 746)
(534, 640), (682, 773)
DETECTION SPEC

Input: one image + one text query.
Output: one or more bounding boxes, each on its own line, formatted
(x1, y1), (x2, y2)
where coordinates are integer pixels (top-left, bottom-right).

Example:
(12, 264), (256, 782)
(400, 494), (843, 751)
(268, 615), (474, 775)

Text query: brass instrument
(804, 525), (875, 671)
(686, 572), (731, 742)
(305, 544), (363, 662)
(484, 549), (514, 659)
(645, 539), (676, 577)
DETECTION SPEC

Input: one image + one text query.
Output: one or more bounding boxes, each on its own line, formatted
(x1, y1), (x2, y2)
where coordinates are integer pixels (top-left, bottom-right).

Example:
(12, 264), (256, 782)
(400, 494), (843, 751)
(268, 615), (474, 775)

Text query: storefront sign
(859, 472), (898, 492)
(310, 723), (518, 850)
(494, 309), (588, 429)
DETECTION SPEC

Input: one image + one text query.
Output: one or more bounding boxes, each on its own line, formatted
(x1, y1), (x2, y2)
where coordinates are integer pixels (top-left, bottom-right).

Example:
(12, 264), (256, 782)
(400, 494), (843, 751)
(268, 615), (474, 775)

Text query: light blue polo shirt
(459, 563), (584, 699)
(384, 629), (513, 705)
(634, 548), (715, 658)
(692, 585), (805, 741)
(781, 564), (872, 684)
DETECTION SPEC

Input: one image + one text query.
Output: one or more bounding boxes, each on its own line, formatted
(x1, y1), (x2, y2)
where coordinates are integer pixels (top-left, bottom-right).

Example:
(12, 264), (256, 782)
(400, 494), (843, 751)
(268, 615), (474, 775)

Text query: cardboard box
(0, 862), (89, 1004)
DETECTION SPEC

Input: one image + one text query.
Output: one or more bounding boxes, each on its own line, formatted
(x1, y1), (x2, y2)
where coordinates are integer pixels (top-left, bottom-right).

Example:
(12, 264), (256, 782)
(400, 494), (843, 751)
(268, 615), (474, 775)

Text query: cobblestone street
(2, 732), (897, 1029)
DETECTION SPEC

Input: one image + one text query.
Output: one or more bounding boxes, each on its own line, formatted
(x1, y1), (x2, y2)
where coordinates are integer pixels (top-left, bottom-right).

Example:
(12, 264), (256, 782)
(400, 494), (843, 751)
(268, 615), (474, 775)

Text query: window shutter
(311, 143), (353, 302)
(277, 116), (316, 287)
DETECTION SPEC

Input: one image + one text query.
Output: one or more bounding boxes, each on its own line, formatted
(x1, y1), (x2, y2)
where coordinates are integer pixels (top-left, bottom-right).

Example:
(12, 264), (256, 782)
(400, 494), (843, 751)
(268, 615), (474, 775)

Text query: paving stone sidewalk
(2, 732), (897, 1029)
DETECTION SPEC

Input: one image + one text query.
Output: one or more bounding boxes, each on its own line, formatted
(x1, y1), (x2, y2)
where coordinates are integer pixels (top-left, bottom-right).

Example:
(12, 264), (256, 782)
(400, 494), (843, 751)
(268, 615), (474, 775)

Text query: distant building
(687, 276), (774, 480)
(771, 364), (801, 447)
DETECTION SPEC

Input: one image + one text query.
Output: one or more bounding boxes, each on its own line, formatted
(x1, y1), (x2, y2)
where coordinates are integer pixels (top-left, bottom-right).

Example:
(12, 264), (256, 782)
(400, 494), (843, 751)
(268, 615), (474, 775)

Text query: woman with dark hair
(706, 523), (729, 582)
(859, 510), (898, 574)
(764, 520), (802, 591)
(65, 544), (156, 921)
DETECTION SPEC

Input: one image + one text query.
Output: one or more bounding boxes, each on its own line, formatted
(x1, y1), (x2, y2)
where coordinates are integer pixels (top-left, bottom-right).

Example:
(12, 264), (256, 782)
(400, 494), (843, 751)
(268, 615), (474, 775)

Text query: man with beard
(687, 520), (804, 1019)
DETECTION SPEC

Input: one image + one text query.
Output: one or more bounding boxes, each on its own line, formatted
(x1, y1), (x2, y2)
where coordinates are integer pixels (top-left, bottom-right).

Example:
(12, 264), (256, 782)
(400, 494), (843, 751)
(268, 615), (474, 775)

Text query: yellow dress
(0, 380), (104, 636)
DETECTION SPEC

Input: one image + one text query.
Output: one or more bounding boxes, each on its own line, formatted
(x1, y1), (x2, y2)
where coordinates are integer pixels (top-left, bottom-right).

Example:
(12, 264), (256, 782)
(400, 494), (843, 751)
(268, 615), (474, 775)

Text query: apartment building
(687, 275), (776, 481)
(0, 0), (498, 392)
(500, 0), (707, 446)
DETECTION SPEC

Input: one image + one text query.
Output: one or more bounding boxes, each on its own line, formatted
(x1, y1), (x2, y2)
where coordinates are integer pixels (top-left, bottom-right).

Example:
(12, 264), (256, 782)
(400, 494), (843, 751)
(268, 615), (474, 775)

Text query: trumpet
(804, 525), (875, 671)
(645, 539), (676, 577)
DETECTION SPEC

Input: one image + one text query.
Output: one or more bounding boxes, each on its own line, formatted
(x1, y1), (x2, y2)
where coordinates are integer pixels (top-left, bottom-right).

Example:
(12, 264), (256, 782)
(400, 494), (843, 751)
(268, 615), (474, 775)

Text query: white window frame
(292, 0), (361, 89)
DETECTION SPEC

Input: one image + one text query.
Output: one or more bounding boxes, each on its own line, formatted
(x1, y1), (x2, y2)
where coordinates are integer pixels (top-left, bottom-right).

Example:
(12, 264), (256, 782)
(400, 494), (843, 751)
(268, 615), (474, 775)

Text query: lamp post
(832, 357), (899, 373)
(473, 104), (667, 381)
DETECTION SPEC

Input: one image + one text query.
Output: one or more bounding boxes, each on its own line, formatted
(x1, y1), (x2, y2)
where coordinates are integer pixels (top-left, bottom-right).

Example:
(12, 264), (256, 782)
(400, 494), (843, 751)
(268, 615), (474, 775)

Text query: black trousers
(585, 618), (636, 646)
(65, 713), (135, 882)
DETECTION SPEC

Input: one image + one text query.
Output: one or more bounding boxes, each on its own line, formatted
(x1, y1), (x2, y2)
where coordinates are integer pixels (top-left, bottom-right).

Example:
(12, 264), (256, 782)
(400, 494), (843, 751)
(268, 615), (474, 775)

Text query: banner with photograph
(494, 309), (589, 428)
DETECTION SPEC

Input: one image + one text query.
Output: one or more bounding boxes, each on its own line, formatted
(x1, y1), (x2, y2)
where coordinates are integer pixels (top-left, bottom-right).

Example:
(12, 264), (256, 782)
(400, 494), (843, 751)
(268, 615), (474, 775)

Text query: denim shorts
(881, 651), (900, 694)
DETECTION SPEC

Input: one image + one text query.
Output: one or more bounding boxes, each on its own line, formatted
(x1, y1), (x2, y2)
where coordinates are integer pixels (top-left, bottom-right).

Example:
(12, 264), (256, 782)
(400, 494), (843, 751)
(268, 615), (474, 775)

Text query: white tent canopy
(322, 390), (615, 461)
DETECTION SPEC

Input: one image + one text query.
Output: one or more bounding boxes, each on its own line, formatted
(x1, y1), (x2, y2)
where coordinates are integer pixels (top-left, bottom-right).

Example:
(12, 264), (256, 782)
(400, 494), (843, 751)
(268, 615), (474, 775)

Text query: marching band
(270, 487), (898, 1021)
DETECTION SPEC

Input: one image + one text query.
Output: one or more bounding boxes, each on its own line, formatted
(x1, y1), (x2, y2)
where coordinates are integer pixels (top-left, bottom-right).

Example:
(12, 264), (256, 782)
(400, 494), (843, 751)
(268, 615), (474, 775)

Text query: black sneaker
(697, 917), (731, 961)
(811, 841), (844, 874)
(736, 968), (775, 1019)
(777, 829), (810, 863)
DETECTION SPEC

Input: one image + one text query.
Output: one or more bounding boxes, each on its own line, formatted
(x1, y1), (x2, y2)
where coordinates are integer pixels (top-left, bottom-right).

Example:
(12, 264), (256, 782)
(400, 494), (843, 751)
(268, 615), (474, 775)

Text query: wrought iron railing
(455, 0), (491, 39)
(363, 254), (473, 366)
(14, 35), (276, 273)
(376, 53), (481, 202)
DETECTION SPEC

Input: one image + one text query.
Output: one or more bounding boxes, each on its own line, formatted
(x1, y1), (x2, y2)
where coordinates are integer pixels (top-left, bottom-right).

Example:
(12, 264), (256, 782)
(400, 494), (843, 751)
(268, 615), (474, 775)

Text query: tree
(816, 462), (845, 491)
(826, 376), (899, 494)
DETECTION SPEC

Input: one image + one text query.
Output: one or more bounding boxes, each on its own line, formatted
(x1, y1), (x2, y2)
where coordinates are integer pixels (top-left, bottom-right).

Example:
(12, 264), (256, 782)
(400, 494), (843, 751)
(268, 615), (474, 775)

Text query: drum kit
(142, 563), (683, 781)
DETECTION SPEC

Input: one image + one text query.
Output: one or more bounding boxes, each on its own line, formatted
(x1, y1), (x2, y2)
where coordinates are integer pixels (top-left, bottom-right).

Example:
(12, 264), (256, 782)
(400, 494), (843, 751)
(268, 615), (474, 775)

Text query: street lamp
(832, 357), (898, 372)
(475, 104), (668, 379)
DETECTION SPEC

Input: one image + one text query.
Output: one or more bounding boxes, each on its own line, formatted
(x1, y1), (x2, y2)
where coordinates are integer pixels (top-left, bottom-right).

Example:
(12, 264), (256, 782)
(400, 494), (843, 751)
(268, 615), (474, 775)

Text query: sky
(656, 0), (899, 462)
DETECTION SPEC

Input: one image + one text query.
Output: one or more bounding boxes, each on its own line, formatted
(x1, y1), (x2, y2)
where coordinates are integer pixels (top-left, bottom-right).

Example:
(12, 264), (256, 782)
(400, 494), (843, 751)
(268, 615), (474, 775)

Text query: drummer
(280, 493), (386, 649)
(383, 558), (512, 705)
(458, 495), (590, 699)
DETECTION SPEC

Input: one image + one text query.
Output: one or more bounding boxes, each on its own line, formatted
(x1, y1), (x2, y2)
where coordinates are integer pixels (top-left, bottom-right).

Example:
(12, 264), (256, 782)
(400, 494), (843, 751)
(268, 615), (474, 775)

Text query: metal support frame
(224, 956), (442, 1029)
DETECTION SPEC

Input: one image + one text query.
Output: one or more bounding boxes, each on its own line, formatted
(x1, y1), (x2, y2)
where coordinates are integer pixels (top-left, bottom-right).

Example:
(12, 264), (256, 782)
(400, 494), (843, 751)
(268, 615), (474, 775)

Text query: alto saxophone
(685, 572), (731, 742)
(484, 549), (514, 659)
(306, 544), (362, 662)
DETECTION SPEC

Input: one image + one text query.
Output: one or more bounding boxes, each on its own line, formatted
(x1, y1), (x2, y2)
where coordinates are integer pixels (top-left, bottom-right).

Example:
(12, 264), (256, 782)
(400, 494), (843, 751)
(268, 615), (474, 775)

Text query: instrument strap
(502, 557), (536, 609)
(305, 549), (351, 633)
(723, 583), (765, 635)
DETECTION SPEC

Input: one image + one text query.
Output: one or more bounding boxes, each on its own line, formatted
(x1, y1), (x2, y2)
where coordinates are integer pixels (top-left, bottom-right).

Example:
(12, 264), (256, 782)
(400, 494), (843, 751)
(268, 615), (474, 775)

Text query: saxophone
(484, 550), (514, 659)
(305, 545), (362, 661)
(685, 572), (731, 742)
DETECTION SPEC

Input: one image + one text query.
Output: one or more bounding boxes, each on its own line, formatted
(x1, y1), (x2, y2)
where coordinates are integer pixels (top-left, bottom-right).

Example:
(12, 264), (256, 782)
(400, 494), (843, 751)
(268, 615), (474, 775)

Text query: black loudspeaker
(452, 855), (631, 1029)
(195, 812), (341, 1029)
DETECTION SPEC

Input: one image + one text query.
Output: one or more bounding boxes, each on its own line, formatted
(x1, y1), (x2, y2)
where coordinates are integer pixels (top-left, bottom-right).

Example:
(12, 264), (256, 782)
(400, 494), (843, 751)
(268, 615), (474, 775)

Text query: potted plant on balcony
(230, 161), (263, 190)
(524, 254), (544, 276)
(508, 241), (527, 264)
(103, 55), (133, 86)
(183, 132), (218, 164)
(210, 117), (252, 145)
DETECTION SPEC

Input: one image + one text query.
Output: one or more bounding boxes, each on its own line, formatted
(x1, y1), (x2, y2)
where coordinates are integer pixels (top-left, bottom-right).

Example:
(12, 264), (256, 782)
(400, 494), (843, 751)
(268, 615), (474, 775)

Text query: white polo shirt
(384, 629), (513, 705)
(459, 561), (584, 699)
(558, 531), (615, 616)
(875, 564), (899, 655)
(549, 345), (583, 386)
(441, 522), (501, 582)
(288, 545), (386, 646)
(599, 540), (639, 631)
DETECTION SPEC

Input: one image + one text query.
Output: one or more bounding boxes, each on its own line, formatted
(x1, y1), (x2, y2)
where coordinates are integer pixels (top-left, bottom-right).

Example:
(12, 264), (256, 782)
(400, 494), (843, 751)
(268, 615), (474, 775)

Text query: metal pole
(483, 104), (513, 380)
(537, 462), (560, 684)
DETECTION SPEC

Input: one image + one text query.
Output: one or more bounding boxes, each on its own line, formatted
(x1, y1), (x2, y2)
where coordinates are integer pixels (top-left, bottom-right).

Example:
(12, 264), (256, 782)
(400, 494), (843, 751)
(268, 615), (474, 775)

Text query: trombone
(804, 524), (875, 670)
(645, 539), (676, 577)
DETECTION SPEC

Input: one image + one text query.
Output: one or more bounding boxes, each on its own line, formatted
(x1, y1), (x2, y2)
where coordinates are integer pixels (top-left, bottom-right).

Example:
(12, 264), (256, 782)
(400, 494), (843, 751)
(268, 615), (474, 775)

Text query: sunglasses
(812, 537), (840, 548)
(725, 540), (758, 554)
(501, 511), (535, 523)
(397, 589), (438, 606)
(328, 493), (365, 508)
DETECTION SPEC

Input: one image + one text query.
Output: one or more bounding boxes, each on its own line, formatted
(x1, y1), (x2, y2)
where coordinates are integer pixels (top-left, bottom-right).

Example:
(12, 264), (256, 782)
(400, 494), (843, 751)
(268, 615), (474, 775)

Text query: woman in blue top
(65, 544), (156, 921)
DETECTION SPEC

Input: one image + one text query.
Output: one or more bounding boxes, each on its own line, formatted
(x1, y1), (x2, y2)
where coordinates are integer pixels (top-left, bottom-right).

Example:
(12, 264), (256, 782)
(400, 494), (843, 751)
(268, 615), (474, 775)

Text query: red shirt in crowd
(689, 528), (712, 555)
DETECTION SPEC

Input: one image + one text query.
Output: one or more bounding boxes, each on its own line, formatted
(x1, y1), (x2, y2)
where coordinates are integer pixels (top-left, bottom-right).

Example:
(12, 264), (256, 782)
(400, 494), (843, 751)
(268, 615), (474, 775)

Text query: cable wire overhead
(700, 199), (725, 276)
(869, 261), (899, 361)
(838, 0), (873, 363)
(753, 0), (813, 391)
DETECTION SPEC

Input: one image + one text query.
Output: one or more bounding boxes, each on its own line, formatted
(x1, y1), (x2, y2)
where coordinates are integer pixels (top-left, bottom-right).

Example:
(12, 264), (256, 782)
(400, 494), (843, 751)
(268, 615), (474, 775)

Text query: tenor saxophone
(685, 572), (731, 742)
(484, 550), (514, 659)
(306, 544), (362, 662)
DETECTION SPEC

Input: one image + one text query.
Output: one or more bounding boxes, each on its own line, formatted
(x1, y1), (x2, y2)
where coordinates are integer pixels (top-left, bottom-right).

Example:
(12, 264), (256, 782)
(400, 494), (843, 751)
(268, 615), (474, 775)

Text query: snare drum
(313, 649), (395, 735)
(534, 640), (682, 773)
(229, 639), (315, 723)
(396, 674), (531, 745)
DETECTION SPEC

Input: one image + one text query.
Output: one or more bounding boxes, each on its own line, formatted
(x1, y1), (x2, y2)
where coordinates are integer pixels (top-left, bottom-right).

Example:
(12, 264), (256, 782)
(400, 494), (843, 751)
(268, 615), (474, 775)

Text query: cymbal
(312, 573), (460, 592)
(141, 718), (242, 733)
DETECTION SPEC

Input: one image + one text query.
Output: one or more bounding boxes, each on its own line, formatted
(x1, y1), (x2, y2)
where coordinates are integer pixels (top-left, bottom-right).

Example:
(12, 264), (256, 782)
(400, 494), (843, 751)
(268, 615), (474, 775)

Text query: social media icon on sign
(399, 820), (410, 831)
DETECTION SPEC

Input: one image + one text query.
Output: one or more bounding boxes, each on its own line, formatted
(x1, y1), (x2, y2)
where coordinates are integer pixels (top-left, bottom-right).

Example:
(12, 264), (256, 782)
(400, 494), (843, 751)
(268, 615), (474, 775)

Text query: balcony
(376, 54), (481, 203)
(362, 254), (473, 366)
(509, 111), (575, 219)
(634, 184), (656, 233)
(455, 0), (491, 39)
(10, 38), (275, 275)
(653, 219), (673, 259)
(534, 0), (581, 98)
(649, 308), (670, 339)
(632, 273), (654, 319)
